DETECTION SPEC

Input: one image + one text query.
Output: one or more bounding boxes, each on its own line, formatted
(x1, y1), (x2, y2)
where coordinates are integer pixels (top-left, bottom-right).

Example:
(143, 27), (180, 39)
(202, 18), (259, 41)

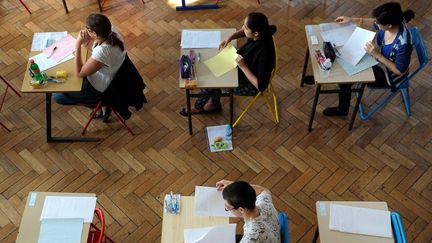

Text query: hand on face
(216, 180), (233, 191)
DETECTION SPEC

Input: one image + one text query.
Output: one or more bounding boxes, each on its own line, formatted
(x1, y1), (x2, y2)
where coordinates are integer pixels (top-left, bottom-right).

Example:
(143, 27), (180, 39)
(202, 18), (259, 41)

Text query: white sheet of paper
(319, 23), (356, 47)
(38, 218), (83, 243)
(40, 196), (97, 223)
(184, 224), (236, 243)
(339, 27), (376, 66)
(336, 54), (378, 76)
(30, 52), (74, 72)
(31, 32), (68, 51)
(329, 204), (392, 238)
(194, 186), (234, 217)
(181, 30), (221, 49)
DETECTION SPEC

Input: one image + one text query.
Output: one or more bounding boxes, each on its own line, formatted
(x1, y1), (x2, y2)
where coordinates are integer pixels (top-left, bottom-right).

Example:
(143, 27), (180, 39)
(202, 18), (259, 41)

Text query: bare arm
(335, 16), (375, 28)
(365, 42), (403, 75)
(75, 30), (105, 77)
(216, 180), (271, 195)
(219, 29), (246, 49)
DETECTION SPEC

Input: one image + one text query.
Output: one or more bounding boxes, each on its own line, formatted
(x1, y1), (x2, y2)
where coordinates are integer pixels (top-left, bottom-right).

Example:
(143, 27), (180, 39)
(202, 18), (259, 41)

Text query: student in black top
(180, 12), (277, 116)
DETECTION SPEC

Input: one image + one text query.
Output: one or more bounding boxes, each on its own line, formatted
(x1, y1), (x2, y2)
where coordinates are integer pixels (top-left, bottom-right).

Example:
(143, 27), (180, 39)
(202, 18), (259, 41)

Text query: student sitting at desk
(216, 180), (280, 243)
(54, 13), (126, 120)
(322, 2), (415, 116)
(180, 12), (276, 116)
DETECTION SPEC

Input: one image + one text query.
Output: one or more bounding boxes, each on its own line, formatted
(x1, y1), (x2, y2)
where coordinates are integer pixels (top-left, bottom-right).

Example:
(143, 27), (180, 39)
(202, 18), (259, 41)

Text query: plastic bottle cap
(29, 59), (35, 63)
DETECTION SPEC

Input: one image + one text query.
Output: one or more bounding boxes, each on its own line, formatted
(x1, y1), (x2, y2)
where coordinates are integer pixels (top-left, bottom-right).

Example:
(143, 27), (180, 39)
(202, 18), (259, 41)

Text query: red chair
(97, 0), (144, 12)
(0, 75), (22, 132)
(19, 0), (32, 14)
(87, 208), (115, 243)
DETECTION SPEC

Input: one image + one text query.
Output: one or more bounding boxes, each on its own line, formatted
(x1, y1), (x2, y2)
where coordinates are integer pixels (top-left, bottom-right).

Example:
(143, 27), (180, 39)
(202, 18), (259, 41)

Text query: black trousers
(338, 65), (388, 112)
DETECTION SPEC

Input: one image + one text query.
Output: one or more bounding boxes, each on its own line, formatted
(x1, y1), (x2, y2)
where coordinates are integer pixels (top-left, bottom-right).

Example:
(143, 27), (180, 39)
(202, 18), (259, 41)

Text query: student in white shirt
(216, 180), (280, 243)
(54, 13), (126, 119)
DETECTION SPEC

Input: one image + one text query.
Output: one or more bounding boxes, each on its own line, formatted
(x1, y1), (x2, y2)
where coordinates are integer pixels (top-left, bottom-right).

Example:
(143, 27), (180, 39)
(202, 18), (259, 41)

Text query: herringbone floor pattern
(0, 0), (431, 242)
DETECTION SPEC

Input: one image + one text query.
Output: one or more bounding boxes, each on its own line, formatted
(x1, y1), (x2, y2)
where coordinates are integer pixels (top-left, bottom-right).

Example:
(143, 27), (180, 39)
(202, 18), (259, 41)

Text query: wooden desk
(161, 196), (230, 243)
(179, 28), (238, 134)
(301, 25), (376, 131)
(16, 191), (96, 243)
(313, 201), (393, 243)
(21, 45), (99, 143)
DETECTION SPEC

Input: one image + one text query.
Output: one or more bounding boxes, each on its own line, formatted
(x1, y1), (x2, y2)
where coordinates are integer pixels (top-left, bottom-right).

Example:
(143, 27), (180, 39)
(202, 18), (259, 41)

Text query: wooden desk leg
(300, 47), (309, 87)
(308, 84), (321, 132)
(186, 89), (193, 135)
(230, 89), (233, 126)
(349, 83), (366, 130)
(312, 226), (319, 243)
(61, 0), (69, 13)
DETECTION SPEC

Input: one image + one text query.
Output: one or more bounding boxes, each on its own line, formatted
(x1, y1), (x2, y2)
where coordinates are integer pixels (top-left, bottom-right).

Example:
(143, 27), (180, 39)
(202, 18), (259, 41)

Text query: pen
(170, 191), (174, 213)
(197, 52), (201, 62)
(48, 46), (57, 58)
(332, 43), (341, 57)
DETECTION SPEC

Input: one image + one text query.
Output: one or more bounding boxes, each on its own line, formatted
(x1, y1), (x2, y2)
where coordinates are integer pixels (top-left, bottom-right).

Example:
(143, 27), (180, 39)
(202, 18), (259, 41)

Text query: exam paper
(40, 196), (97, 223)
(336, 54), (378, 76)
(29, 52), (74, 72)
(181, 30), (221, 49)
(184, 224), (236, 243)
(203, 44), (238, 77)
(31, 32), (68, 51)
(329, 204), (392, 238)
(339, 27), (376, 66)
(319, 23), (356, 47)
(194, 186), (234, 217)
(43, 34), (76, 63)
(38, 218), (83, 243)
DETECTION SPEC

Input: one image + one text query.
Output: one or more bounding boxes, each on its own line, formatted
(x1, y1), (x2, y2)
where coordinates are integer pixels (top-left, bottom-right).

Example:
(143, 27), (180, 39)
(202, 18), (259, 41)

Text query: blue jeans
(53, 78), (102, 106)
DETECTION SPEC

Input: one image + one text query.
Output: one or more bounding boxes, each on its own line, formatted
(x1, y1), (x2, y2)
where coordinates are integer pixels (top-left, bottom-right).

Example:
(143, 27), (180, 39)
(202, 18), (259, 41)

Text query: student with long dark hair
(323, 2), (415, 116)
(54, 13), (126, 116)
(216, 180), (280, 243)
(180, 12), (277, 116)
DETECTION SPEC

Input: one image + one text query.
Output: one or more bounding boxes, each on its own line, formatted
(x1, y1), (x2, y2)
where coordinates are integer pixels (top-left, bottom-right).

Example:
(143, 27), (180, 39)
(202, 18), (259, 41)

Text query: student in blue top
(322, 2), (415, 116)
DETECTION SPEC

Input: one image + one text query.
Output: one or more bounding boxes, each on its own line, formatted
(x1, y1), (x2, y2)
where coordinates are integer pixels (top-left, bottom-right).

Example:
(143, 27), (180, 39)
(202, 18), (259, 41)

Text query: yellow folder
(203, 44), (238, 77)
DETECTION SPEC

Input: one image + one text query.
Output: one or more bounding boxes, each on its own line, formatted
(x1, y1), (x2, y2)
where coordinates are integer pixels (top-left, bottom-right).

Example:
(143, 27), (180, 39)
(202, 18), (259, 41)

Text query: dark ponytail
(246, 12), (277, 39)
(403, 9), (415, 23)
(86, 13), (124, 51)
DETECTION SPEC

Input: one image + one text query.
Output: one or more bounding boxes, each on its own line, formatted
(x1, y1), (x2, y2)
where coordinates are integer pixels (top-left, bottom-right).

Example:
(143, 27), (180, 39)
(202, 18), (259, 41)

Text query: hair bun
(403, 9), (415, 23)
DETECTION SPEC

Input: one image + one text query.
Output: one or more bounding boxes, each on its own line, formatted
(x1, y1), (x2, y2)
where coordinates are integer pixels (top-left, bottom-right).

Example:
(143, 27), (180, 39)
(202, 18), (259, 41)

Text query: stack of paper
(40, 196), (97, 223)
(319, 23), (356, 47)
(38, 218), (84, 243)
(194, 186), (234, 217)
(184, 224), (236, 243)
(329, 204), (392, 238)
(43, 34), (76, 63)
(181, 30), (221, 49)
(336, 54), (378, 76)
(31, 32), (67, 51)
(338, 27), (376, 66)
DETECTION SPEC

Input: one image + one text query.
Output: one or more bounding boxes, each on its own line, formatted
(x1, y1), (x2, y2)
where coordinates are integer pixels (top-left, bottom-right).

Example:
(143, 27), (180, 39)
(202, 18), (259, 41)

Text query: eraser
(311, 35), (318, 45)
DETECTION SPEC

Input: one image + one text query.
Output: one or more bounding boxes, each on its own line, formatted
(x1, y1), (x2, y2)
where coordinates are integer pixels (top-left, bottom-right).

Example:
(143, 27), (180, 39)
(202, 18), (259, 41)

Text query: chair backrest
(407, 27), (428, 79)
(391, 211), (407, 243)
(277, 211), (290, 243)
(88, 208), (105, 243)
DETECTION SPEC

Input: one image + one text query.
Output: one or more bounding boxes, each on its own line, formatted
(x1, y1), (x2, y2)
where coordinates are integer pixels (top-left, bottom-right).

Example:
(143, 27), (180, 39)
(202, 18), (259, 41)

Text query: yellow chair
(232, 37), (279, 127)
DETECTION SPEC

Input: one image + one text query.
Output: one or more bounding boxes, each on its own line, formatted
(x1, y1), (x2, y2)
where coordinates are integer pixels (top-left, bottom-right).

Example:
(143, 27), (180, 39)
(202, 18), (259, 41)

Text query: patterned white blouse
(240, 192), (280, 243)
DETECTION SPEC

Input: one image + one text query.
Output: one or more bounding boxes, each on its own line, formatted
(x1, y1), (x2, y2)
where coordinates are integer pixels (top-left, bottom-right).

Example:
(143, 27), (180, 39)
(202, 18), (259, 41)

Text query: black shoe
(323, 107), (349, 116)
(103, 108), (112, 123)
(302, 75), (315, 85)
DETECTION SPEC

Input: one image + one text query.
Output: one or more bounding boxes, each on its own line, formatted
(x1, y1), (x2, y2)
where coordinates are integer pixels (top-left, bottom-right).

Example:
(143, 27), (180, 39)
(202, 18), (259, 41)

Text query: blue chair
(358, 27), (428, 120)
(278, 212), (290, 243)
(391, 212), (407, 243)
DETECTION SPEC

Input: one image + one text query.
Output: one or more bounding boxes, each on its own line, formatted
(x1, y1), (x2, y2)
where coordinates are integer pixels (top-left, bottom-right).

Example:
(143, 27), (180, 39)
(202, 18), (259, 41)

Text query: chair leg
(0, 121), (11, 132)
(270, 84), (279, 124)
(111, 108), (134, 136)
(19, 0), (32, 14)
(357, 88), (398, 121)
(263, 92), (278, 125)
(257, 0), (261, 4)
(82, 102), (103, 135)
(400, 88), (412, 116)
(233, 93), (261, 128)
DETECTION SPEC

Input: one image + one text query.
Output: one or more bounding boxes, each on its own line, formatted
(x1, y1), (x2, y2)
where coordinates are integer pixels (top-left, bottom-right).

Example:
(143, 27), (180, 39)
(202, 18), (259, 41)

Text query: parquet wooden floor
(0, 0), (431, 242)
